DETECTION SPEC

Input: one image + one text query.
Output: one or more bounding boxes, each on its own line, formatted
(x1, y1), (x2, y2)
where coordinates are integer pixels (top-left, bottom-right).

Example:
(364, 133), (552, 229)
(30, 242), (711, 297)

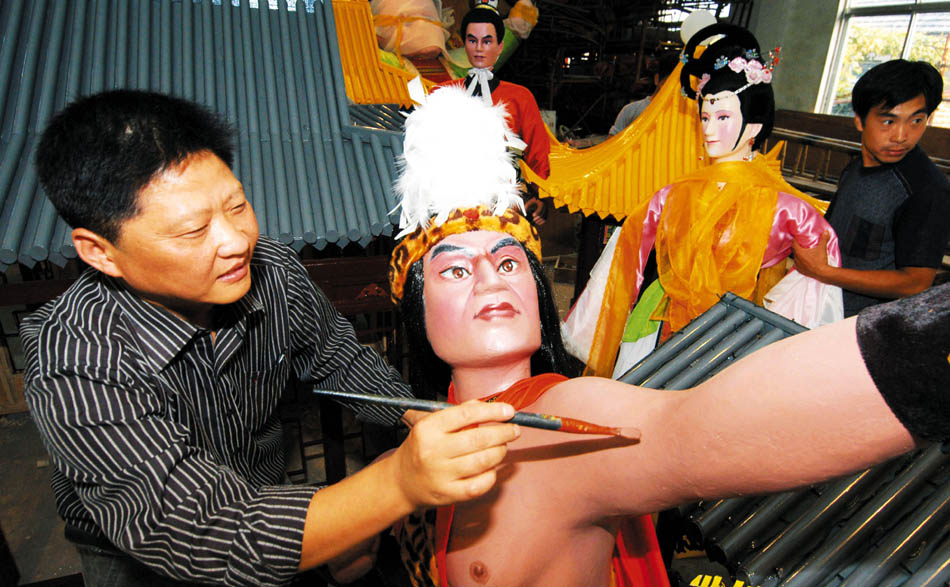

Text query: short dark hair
(460, 5), (505, 42)
(35, 89), (236, 243)
(680, 24), (775, 152)
(852, 59), (943, 122)
(400, 245), (580, 399)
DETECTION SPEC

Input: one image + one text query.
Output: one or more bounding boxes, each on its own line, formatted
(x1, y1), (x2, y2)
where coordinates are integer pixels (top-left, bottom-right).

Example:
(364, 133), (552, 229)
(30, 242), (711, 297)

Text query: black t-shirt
(827, 146), (950, 316)
(856, 282), (950, 442)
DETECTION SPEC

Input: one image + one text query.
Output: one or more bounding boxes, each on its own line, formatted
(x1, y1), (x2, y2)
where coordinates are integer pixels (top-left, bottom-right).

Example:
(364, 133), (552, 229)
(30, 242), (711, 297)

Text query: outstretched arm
(655, 315), (917, 502)
(538, 301), (941, 519)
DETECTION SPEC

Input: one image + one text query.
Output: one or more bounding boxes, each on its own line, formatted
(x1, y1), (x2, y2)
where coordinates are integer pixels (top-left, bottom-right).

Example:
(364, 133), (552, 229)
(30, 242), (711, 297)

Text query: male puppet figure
(437, 2), (550, 223)
(794, 59), (950, 316)
(24, 90), (519, 586)
(328, 86), (948, 587)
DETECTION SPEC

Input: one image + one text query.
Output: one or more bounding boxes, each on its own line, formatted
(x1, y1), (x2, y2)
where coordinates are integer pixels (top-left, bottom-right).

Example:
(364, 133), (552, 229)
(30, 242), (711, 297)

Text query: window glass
(828, 14), (910, 116)
(821, 3), (949, 127)
(906, 12), (950, 127)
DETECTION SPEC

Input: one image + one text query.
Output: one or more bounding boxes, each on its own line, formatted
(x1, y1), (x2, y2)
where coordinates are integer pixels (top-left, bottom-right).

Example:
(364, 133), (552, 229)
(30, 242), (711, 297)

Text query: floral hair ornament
(682, 19), (782, 100)
(388, 85), (541, 302)
(697, 73), (712, 93)
(723, 45), (781, 95)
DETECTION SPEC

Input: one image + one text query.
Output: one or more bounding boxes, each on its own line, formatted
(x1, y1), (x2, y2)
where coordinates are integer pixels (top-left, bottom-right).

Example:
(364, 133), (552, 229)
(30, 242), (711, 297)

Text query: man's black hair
(852, 59), (943, 122)
(35, 89), (236, 244)
(460, 5), (505, 42)
(400, 246), (580, 399)
(680, 24), (775, 152)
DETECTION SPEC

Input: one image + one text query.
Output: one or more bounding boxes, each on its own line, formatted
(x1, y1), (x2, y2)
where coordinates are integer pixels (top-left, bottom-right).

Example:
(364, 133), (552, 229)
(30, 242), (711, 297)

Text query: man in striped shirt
(23, 89), (520, 586)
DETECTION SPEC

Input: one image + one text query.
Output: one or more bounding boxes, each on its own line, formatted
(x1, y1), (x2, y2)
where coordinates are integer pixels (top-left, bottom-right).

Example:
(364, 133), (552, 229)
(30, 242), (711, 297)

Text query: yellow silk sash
(586, 150), (822, 377)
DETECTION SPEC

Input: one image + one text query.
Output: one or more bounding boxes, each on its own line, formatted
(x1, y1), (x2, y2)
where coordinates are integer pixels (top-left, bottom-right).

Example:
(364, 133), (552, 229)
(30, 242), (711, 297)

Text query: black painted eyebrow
(491, 236), (521, 255)
(429, 242), (466, 261)
(429, 236), (521, 261)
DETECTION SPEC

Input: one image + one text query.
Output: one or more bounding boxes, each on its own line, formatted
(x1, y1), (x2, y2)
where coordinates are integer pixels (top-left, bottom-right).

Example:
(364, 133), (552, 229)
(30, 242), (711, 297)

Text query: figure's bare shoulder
(528, 376), (672, 428)
(445, 378), (677, 586)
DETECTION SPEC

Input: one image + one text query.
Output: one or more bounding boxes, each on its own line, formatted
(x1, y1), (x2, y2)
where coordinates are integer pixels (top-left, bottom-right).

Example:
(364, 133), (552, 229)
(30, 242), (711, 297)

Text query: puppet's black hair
(460, 5), (505, 42)
(680, 23), (775, 152)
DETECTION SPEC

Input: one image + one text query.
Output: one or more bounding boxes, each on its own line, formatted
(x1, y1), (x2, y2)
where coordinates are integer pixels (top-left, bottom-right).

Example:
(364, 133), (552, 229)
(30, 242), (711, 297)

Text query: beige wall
(748, 0), (842, 113)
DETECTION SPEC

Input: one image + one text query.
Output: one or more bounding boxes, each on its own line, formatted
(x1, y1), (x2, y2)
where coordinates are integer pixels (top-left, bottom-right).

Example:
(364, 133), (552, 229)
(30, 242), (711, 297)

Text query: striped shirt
(21, 236), (411, 585)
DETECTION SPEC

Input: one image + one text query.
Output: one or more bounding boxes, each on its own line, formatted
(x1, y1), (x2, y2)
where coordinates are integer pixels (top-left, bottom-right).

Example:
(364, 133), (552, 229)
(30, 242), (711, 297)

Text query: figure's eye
(232, 202), (247, 213)
(700, 114), (709, 122)
(440, 266), (470, 280)
(717, 114), (730, 121)
(881, 119), (893, 126)
(498, 258), (518, 273)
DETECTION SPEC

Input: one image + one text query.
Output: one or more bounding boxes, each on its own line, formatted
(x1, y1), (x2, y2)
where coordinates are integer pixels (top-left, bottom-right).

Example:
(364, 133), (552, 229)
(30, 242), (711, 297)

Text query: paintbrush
(312, 389), (641, 440)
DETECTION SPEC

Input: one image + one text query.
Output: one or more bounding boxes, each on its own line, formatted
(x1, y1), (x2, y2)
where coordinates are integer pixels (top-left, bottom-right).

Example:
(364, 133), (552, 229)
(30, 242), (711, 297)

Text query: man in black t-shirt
(793, 60), (950, 316)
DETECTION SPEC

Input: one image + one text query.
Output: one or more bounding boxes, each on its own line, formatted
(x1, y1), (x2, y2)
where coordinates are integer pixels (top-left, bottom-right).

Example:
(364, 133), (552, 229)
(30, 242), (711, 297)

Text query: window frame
(817, 0), (950, 115)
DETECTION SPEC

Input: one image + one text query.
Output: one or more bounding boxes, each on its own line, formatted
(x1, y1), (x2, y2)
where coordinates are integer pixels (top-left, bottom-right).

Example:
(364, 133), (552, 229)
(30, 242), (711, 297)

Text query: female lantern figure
(563, 24), (844, 378)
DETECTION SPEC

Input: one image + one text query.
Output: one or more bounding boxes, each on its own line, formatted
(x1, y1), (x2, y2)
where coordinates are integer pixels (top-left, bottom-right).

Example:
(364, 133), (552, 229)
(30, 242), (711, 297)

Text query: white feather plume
(393, 85), (525, 238)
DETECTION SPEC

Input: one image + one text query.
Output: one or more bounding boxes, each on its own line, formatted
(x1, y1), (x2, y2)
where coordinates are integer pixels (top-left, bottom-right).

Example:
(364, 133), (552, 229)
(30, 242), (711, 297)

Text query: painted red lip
(474, 302), (518, 320)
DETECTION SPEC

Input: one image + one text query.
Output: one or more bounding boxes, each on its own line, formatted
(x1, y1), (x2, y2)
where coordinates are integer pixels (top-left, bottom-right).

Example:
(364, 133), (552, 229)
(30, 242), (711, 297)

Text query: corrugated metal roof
(0, 0), (404, 272)
(349, 104), (406, 132)
(621, 293), (950, 587)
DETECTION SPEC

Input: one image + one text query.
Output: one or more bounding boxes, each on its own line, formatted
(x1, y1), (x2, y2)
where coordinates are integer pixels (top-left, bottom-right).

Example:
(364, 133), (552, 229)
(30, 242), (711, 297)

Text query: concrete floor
(1, 412), (82, 584)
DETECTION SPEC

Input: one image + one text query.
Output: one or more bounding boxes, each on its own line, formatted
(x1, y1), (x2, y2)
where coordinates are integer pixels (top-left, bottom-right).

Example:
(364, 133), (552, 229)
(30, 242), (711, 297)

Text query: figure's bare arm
(537, 317), (917, 519)
(655, 316), (916, 501)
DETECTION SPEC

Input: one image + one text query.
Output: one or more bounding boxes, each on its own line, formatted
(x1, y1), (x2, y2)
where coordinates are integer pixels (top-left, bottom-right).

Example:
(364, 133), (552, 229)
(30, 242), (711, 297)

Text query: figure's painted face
(700, 90), (761, 162)
(465, 22), (504, 70)
(104, 151), (259, 325)
(422, 230), (541, 369)
(855, 94), (929, 167)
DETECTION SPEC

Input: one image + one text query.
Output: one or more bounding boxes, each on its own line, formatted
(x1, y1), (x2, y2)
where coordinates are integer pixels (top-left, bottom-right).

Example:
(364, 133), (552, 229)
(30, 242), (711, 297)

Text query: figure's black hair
(35, 89), (236, 243)
(460, 5), (505, 42)
(680, 23), (775, 152)
(851, 59), (943, 122)
(400, 244), (580, 399)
